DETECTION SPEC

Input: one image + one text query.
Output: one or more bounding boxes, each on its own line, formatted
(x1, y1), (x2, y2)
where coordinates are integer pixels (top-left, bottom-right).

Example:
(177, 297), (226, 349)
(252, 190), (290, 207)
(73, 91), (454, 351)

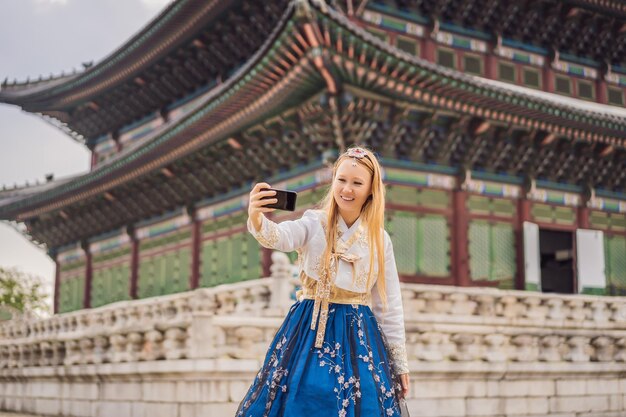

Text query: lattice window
(138, 229), (192, 298)
(608, 87), (624, 106)
(498, 62), (516, 83)
(388, 211), (449, 277)
(396, 36), (418, 55)
(59, 274), (85, 313)
(91, 263), (131, 308)
(577, 80), (594, 100)
(523, 68), (541, 89)
(555, 76), (572, 95)
(606, 235), (626, 295)
(469, 220), (516, 287)
(437, 48), (456, 69)
(463, 54), (483, 75)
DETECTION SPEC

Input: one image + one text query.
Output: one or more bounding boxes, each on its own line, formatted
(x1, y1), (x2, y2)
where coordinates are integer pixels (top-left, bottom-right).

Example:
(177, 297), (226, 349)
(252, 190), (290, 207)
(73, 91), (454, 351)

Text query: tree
(0, 267), (50, 319)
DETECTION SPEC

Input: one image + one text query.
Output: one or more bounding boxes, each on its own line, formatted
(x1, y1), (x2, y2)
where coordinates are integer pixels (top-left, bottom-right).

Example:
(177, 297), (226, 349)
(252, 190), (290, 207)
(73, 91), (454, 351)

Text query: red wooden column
(422, 28), (436, 62)
(53, 257), (60, 314)
(190, 210), (201, 290)
(452, 190), (470, 286)
(577, 205), (590, 229)
(543, 60), (555, 93)
(83, 244), (92, 309)
(515, 198), (532, 290)
(130, 230), (139, 299)
(485, 42), (498, 80)
(596, 77), (608, 105)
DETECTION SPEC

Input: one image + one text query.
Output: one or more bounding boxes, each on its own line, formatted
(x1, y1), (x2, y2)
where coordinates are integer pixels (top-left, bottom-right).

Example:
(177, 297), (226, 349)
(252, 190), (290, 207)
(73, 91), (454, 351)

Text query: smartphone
(261, 188), (297, 211)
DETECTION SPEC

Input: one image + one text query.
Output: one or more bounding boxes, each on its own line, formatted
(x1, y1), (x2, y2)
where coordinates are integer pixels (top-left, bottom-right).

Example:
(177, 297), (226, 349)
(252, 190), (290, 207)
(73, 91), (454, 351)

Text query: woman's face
(333, 158), (373, 220)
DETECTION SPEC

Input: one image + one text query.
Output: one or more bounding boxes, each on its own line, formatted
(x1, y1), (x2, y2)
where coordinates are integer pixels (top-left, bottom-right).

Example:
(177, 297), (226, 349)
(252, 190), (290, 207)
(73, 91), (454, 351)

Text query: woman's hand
(248, 182), (277, 232)
(399, 373), (410, 399)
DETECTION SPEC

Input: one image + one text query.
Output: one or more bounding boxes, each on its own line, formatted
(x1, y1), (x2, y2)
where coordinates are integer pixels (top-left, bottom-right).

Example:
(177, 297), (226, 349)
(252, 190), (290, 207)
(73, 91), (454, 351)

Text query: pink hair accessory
(346, 147), (367, 159)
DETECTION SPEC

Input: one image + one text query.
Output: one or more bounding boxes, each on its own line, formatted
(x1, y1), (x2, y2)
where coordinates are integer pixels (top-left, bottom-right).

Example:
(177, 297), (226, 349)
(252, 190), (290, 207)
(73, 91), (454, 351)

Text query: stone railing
(400, 285), (626, 364)
(3, 256), (626, 370)
(0, 252), (298, 370)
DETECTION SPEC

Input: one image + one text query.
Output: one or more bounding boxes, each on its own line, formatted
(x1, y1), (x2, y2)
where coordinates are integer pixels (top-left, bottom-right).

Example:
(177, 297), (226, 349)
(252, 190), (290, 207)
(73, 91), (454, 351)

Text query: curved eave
(1, 0), (625, 221)
(0, 0), (241, 110)
(319, 3), (626, 141)
(0, 2), (320, 220)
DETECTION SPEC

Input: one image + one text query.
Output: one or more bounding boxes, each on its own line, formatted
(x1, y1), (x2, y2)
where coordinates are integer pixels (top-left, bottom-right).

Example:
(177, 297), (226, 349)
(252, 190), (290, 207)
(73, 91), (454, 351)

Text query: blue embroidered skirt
(236, 299), (402, 417)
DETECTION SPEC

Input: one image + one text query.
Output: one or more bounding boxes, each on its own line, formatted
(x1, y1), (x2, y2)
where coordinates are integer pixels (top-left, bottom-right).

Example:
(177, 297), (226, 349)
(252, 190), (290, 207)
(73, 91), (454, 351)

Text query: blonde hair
(319, 147), (387, 306)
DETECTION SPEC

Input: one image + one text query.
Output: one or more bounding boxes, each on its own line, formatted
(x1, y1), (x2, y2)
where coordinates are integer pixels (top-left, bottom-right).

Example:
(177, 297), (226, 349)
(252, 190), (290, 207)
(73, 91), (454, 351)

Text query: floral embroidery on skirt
(236, 300), (403, 417)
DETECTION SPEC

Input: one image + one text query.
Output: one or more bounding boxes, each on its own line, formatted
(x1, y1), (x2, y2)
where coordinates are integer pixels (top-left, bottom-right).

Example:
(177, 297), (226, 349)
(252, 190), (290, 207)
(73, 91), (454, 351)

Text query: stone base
(2, 360), (626, 417)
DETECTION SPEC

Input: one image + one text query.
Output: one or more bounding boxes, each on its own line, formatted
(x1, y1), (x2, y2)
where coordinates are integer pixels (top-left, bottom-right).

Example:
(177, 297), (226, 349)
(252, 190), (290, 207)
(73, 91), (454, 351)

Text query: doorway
(539, 229), (574, 294)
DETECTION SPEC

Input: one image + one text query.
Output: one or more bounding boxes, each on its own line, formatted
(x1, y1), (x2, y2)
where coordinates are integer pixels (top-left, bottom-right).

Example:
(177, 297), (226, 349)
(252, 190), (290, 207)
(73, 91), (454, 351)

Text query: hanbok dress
(236, 210), (409, 417)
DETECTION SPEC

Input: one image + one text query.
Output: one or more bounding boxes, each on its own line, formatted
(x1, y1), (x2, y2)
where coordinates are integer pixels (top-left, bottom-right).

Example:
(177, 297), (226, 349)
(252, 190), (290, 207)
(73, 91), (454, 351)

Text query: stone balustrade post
(268, 251), (295, 314)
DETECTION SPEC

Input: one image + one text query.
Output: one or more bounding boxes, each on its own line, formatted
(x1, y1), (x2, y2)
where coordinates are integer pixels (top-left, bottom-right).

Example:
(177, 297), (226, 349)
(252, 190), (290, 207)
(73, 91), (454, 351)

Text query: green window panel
(491, 199), (516, 217)
(229, 234), (244, 283)
(60, 260), (86, 273)
(419, 216), (449, 276)
(613, 214), (626, 231)
(491, 224), (516, 286)
(91, 264), (131, 308)
(138, 257), (157, 298)
(59, 275), (85, 313)
(388, 211), (450, 277)
(387, 186), (419, 206)
(389, 213), (418, 275)
(531, 204), (553, 223)
(468, 196), (515, 217)
(387, 186), (450, 210)
(590, 211), (610, 229)
(158, 254), (170, 294)
(469, 221), (491, 280)
(467, 196), (491, 215)
(606, 235), (626, 294)
(200, 241), (216, 287)
(246, 233), (262, 280)
(469, 220), (516, 287)
(216, 237), (231, 285)
(177, 248), (191, 292)
(554, 206), (575, 225)
(418, 189), (450, 210)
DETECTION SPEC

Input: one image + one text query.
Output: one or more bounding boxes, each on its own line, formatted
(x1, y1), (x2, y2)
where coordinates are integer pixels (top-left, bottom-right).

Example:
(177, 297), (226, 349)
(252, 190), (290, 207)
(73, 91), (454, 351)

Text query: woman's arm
(247, 182), (317, 252)
(371, 232), (410, 396)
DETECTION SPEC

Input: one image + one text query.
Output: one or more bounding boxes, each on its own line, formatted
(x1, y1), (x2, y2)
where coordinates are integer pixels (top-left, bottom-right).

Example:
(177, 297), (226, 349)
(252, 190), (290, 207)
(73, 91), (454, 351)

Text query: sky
(0, 0), (173, 295)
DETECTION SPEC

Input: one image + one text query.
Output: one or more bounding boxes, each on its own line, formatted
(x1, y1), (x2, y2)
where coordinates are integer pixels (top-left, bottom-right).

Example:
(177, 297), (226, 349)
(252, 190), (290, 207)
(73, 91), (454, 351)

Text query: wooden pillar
(596, 77), (608, 105)
(543, 62), (555, 93)
(90, 151), (98, 169)
(515, 198), (532, 291)
(422, 29), (436, 62)
(190, 213), (201, 290)
(577, 206), (590, 229)
(130, 230), (139, 299)
(53, 257), (60, 315)
(486, 43), (498, 80)
(452, 190), (470, 286)
(83, 244), (92, 309)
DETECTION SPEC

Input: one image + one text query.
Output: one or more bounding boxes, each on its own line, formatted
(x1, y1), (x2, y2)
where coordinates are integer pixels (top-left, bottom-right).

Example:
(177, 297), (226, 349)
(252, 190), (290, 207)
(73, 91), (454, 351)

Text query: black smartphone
(261, 188), (297, 211)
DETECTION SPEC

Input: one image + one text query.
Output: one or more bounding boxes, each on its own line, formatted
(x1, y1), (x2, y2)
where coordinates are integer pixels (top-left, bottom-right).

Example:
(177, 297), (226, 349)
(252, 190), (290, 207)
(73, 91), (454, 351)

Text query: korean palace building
(0, 0), (624, 314)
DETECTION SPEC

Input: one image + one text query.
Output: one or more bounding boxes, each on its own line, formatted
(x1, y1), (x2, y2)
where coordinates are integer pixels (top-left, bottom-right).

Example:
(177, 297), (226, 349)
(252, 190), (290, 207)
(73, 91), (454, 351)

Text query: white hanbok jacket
(248, 209), (409, 374)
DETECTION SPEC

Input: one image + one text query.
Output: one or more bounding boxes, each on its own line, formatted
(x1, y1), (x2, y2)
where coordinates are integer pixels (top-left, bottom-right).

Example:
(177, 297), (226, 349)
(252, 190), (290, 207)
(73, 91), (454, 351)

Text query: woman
(237, 147), (409, 417)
